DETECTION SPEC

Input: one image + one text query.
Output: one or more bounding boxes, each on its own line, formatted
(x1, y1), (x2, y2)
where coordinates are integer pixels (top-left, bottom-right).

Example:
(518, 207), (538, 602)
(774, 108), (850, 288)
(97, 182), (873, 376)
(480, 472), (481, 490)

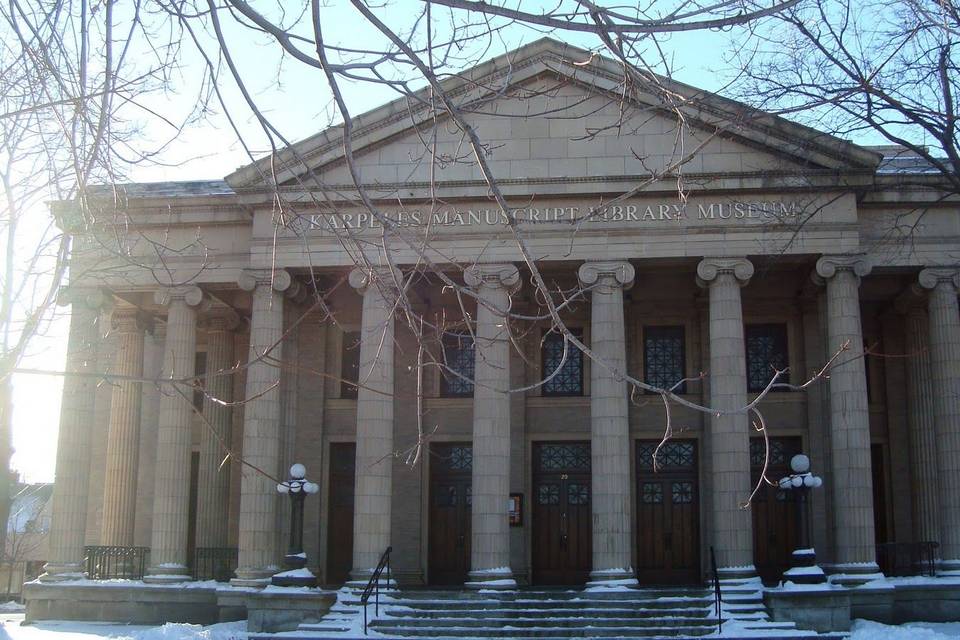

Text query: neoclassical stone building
(33, 38), (960, 604)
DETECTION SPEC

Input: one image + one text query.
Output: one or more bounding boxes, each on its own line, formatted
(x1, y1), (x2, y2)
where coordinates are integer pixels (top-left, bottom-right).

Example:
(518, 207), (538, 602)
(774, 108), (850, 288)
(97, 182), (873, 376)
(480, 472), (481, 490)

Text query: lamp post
(778, 453), (826, 584)
(272, 463), (320, 587)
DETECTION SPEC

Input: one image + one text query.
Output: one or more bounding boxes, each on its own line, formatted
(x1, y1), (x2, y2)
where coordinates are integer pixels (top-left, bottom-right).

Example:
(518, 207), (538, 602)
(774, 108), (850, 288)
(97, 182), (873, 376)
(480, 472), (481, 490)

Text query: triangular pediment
(226, 38), (881, 191)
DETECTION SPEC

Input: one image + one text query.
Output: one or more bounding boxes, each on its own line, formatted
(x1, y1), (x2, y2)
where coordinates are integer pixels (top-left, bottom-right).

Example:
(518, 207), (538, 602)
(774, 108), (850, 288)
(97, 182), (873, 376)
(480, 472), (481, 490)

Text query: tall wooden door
(750, 437), (801, 584)
(636, 439), (700, 584)
(532, 441), (592, 585)
(326, 442), (355, 586)
(429, 443), (472, 585)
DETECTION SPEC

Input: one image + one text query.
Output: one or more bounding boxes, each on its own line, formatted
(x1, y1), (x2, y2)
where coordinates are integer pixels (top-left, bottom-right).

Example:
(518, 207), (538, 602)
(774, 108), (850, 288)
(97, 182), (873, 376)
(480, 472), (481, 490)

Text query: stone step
(371, 616), (717, 629)
(364, 595), (712, 608)
(383, 607), (712, 619)
(369, 624), (717, 638)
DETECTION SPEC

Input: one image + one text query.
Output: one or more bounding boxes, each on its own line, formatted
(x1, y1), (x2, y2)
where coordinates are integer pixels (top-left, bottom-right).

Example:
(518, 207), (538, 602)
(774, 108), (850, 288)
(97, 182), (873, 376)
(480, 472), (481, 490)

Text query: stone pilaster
(41, 288), (110, 581)
(349, 266), (400, 582)
(464, 263), (519, 588)
(895, 288), (940, 548)
(100, 307), (148, 547)
(196, 309), (240, 549)
(232, 269), (296, 586)
(918, 268), (960, 573)
(814, 255), (879, 580)
(578, 260), (637, 585)
(696, 257), (755, 576)
(145, 286), (208, 582)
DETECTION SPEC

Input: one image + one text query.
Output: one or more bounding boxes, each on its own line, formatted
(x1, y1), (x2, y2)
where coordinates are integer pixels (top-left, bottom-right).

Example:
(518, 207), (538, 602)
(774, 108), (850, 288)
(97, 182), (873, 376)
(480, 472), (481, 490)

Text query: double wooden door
(429, 443), (472, 585)
(532, 441), (592, 585)
(326, 442), (355, 586)
(636, 439), (700, 584)
(751, 437), (801, 583)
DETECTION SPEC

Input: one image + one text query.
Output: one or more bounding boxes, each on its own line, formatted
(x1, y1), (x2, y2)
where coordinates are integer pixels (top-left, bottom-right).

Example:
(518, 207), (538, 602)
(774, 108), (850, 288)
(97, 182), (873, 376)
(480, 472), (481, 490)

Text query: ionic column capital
(56, 286), (113, 312)
(465, 262), (521, 294)
(199, 308), (241, 332)
(238, 268), (296, 295)
(349, 265), (401, 292)
(696, 257), (753, 288)
(918, 267), (960, 292)
(110, 307), (151, 333)
(153, 285), (209, 310)
(813, 254), (872, 285)
(577, 260), (635, 292)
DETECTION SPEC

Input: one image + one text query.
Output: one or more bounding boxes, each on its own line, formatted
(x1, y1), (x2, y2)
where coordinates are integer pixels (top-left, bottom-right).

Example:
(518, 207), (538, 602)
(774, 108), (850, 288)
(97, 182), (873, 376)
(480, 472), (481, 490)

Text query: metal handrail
(710, 546), (723, 632)
(361, 545), (392, 635)
(84, 545), (150, 579)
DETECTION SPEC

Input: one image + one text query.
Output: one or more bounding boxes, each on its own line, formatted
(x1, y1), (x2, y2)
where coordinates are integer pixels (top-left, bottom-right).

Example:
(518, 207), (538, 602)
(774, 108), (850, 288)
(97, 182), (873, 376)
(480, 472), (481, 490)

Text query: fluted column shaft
(232, 270), (292, 585)
(100, 309), (147, 547)
(42, 290), (107, 580)
(900, 303), (940, 546)
(920, 269), (960, 572)
(349, 267), (399, 581)
(816, 256), (878, 575)
(579, 261), (636, 583)
(465, 264), (518, 587)
(196, 312), (238, 549)
(697, 258), (755, 574)
(146, 287), (205, 581)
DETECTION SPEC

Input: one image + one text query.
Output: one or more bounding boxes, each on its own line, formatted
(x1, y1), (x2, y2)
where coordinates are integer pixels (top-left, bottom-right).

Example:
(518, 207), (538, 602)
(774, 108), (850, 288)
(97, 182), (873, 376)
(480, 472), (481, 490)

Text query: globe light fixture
(778, 452), (826, 585)
(272, 463), (320, 587)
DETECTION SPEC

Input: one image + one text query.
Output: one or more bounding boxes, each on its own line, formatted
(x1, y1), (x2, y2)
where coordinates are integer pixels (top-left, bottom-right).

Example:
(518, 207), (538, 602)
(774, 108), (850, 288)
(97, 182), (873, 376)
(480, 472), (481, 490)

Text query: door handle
(457, 534), (465, 548)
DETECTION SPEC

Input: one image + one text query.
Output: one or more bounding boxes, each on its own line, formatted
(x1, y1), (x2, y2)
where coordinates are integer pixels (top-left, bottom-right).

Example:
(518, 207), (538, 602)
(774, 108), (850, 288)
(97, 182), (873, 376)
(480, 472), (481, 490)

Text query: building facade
(38, 39), (960, 592)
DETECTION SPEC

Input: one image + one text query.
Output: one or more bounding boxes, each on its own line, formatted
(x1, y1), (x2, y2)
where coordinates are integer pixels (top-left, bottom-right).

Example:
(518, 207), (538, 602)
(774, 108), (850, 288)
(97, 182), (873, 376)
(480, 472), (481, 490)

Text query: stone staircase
(254, 582), (843, 639)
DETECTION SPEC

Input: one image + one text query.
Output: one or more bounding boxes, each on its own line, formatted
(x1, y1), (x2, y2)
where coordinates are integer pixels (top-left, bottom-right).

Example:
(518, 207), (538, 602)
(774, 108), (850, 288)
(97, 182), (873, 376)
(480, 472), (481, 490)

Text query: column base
(586, 567), (638, 589)
(143, 563), (193, 584)
(38, 561), (86, 582)
(716, 565), (758, 581)
(937, 558), (960, 576)
(826, 562), (884, 587)
(465, 568), (516, 590)
(230, 566), (279, 588)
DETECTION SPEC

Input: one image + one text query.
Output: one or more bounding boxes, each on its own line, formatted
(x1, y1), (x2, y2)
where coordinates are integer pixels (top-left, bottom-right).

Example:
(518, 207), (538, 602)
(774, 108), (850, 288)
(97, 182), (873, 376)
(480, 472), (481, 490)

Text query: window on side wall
(745, 323), (789, 393)
(644, 325), (686, 394)
(542, 328), (584, 396)
(440, 332), (475, 397)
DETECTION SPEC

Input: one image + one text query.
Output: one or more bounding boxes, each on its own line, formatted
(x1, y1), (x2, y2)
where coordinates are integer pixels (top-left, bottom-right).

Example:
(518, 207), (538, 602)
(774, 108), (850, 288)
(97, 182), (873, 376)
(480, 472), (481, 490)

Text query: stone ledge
(764, 588), (851, 633)
(217, 587), (337, 633)
(23, 580), (220, 625)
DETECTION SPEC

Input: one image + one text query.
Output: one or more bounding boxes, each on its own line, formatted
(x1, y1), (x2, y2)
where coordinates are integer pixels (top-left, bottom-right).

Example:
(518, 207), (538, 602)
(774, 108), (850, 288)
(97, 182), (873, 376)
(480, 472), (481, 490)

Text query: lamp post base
(782, 548), (827, 584)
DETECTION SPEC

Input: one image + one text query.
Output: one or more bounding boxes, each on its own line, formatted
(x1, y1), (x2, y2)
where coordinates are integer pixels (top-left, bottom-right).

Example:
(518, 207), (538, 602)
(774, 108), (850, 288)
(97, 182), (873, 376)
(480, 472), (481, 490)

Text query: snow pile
(0, 602), (24, 613)
(850, 619), (960, 640)
(132, 622), (246, 640)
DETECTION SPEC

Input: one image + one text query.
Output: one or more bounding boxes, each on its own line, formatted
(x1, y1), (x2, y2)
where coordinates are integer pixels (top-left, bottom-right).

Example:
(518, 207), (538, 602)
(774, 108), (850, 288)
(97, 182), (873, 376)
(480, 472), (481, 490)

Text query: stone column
(100, 307), (148, 547)
(349, 266), (400, 582)
(918, 268), (960, 573)
(814, 255), (879, 580)
(232, 269), (296, 586)
(42, 289), (110, 580)
(578, 260), (637, 585)
(896, 289), (940, 547)
(196, 309), (239, 550)
(696, 257), (755, 576)
(464, 263), (519, 588)
(145, 286), (207, 582)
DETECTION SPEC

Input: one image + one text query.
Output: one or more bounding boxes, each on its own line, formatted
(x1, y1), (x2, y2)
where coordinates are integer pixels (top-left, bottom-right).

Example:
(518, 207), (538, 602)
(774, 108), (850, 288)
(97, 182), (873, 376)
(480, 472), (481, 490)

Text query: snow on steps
(252, 584), (845, 640)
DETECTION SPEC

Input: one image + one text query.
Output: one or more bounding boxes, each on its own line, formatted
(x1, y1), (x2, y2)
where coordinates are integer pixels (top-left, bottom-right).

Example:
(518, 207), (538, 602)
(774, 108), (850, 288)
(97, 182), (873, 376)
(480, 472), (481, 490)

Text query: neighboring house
(2, 483), (53, 599)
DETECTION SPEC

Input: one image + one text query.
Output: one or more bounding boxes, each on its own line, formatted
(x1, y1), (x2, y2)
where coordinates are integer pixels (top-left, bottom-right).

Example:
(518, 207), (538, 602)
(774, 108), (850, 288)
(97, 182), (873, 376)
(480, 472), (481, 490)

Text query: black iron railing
(193, 547), (238, 582)
(85, 545), (150, 579)
(710, 546), (723, 633)
(876, 541), (939, 577)
(361, 546), (392, 635)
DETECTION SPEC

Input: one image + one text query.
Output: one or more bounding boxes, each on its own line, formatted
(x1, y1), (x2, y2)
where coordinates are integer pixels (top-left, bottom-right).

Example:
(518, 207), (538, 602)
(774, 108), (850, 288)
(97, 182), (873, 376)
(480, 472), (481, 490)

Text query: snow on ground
(0, 618), (246, 640)
(850, 619), (960, 639)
